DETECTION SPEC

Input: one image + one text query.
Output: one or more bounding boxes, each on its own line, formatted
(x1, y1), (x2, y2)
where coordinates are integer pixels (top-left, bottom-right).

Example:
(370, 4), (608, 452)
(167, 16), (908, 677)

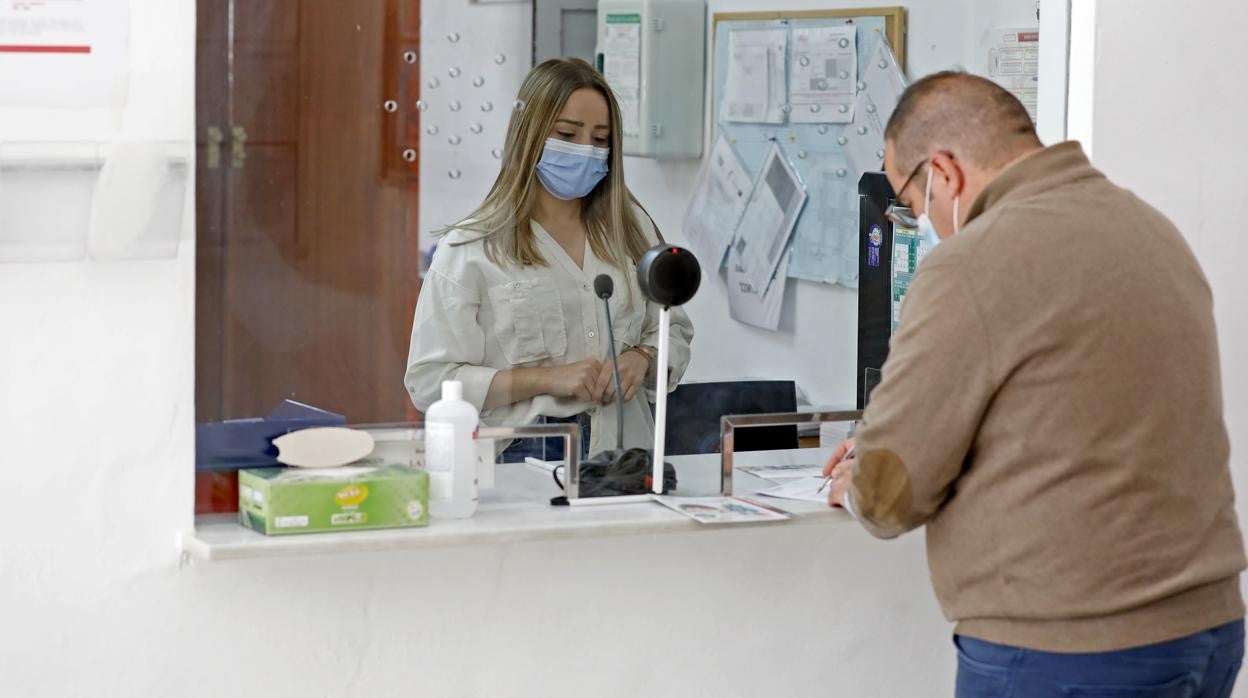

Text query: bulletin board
(710, 7), (907, 290)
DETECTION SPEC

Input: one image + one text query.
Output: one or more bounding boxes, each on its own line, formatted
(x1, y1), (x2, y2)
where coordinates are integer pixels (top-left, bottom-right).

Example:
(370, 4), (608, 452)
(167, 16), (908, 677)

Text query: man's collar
(965, 141), (1102, 225)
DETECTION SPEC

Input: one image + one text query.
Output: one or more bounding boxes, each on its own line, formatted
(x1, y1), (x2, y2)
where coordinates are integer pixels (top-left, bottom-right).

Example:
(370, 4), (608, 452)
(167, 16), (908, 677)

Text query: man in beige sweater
(823, 72), (1246, 695)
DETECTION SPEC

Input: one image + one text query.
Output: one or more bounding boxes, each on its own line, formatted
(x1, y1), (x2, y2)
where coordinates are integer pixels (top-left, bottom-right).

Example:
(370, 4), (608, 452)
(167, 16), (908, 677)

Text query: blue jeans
(956, 620), (1244, 697)
(498, 414), (592, 463)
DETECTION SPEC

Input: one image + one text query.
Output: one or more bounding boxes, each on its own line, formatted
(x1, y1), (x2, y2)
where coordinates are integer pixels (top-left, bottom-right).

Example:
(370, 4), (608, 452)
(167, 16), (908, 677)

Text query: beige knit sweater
(849, 142), (1245, 652)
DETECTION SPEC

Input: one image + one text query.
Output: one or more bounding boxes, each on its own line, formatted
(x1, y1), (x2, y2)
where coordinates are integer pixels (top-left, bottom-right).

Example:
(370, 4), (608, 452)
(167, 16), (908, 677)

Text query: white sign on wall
(0, 0), (129, 108)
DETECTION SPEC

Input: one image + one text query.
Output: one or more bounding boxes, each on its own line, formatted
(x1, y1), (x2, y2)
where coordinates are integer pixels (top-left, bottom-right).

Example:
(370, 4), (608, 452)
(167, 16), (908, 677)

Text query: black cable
(601, 299), (625, 450)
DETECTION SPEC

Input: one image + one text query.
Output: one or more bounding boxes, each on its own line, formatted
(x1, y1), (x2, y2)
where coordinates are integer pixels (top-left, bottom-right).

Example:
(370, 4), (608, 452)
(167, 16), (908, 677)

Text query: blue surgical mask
(916, 165), (959, 252)
(535, 137), (609, 200)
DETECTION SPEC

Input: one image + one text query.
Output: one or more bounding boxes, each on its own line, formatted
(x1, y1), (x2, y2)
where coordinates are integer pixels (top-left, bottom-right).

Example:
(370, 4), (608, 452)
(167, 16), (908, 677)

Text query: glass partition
(195, 0), (421, 513)
(192, 0), (1079, 527)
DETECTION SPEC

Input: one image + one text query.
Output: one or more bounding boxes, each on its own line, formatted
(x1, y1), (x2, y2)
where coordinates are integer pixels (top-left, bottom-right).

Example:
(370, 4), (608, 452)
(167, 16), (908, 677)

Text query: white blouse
(404, 209), (694, 455)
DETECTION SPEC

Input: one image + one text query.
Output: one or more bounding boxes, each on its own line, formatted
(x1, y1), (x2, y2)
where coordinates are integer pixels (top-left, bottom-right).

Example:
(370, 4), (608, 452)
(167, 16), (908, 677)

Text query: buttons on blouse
(587, 330), (597, 339)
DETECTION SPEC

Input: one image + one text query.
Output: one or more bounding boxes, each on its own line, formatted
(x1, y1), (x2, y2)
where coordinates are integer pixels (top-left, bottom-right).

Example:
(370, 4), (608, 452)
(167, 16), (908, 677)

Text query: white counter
(178, 446), (956, 694)
(183, 448), (850, 561)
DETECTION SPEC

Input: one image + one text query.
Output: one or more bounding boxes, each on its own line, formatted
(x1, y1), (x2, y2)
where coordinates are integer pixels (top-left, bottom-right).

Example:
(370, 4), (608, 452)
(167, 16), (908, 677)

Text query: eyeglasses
(883, 159), (927, 229)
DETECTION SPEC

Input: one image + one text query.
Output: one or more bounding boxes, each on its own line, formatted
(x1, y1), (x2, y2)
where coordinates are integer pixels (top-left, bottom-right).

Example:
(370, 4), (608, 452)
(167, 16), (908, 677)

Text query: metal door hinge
(206, 126), (224, 170)
(231, 126), (248, 169)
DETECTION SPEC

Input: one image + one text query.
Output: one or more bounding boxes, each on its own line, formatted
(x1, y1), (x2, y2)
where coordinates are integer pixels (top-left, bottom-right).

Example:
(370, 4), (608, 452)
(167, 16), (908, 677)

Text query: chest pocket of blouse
(487, 279), (568, 364)
(609, 291), (645, 348)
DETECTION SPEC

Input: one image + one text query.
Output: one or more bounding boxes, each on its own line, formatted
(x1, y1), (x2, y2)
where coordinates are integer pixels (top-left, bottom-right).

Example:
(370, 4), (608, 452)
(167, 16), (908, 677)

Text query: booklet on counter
(738, 463), (823, 481)
(653, 496), (791, 524)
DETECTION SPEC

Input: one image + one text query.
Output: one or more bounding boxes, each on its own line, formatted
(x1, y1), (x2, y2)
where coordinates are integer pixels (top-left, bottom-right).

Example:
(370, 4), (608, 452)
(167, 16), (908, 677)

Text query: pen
(816, 446), (855, 494)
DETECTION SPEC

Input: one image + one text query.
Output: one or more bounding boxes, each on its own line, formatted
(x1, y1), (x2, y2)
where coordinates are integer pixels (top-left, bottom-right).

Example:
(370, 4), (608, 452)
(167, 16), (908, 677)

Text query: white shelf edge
(182, 508), (852, 562)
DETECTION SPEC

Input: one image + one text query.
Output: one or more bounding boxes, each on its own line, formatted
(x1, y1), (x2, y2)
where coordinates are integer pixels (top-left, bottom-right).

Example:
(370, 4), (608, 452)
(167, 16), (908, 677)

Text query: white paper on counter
(683, 135), (752, 270)
(756, 476), (832, 504)
(788, 24), (857, 124)
(739, 463), (825, 481)
(653, 496), (791, 524)
(722, 29), (788, 124)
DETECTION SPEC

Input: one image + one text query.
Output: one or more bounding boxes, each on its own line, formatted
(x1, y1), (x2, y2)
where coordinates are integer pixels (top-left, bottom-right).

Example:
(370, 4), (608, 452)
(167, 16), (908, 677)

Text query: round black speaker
(637, 244), (701, 307)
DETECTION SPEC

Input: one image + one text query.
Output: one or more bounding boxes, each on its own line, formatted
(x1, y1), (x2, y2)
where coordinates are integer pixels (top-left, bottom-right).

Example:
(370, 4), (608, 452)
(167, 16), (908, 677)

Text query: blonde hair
(437, 58), (657, 271)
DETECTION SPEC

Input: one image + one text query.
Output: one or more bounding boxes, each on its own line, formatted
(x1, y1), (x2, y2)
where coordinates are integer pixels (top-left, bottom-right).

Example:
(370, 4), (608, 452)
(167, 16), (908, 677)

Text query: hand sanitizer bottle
(424, 380), (479, 519)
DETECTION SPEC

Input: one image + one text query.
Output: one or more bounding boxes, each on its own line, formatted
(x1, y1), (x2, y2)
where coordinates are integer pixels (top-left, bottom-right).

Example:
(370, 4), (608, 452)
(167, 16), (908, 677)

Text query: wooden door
(196, 0), (421, 429)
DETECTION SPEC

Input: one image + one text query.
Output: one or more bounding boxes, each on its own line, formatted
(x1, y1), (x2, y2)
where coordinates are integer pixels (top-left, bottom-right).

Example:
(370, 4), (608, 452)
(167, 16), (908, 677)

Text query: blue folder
(195, 400), (346, 472)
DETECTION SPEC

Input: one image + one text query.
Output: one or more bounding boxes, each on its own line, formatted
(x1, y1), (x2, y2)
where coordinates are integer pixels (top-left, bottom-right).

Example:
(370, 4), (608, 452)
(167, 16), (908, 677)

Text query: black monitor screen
(664, 380), (798, 456)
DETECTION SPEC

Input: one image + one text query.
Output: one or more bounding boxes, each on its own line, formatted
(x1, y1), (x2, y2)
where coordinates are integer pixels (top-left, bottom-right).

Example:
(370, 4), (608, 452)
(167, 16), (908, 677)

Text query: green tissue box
(238, 465), (429, 535)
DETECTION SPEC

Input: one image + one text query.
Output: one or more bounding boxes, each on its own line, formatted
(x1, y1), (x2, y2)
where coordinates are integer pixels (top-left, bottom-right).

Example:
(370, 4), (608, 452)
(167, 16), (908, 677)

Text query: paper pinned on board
(653, 496), (791, 524)
(988, 27), (1039, 122)
(841, 92), (886, 180)
(722, 29), (788, 124)
(788, 24), (857, 124)
(862, 33), (907, 125)
(785, 149), (858, 286)
(602, 13), (643, 138)
(731, 141), (807, 298)
(683, 135), (752, 271)
(728, 246), (790, 331)
(842, 35), (907, 180)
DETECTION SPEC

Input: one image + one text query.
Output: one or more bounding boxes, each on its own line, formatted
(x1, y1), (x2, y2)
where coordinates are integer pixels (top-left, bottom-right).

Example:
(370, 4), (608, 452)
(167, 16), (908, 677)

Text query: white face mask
(915, 165), (959, 251)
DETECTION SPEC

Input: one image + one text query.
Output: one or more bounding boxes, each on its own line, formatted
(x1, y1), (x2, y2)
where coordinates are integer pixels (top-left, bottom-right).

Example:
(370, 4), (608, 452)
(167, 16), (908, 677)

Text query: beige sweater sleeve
(850, 254), (999, 539)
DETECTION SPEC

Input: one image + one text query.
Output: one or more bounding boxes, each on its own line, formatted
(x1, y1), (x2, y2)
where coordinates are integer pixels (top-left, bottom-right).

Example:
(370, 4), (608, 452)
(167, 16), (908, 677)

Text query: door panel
(195, 0), (229, 422)
(196, 0), (420, 437)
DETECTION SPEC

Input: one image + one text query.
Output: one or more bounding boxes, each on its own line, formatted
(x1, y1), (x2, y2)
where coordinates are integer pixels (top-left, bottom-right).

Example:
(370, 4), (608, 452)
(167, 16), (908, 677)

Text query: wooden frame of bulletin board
(711, 6), (907, 70)
(707, 6), (908, 289)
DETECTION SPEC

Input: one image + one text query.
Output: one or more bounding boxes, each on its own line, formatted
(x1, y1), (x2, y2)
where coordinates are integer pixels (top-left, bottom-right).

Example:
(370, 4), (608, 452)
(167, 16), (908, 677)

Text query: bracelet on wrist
(625, 345), (656, 366)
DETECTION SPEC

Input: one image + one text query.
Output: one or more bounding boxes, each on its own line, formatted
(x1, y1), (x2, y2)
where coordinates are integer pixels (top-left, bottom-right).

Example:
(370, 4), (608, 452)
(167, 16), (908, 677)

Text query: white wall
(0, 2), (953, 696)
(417, 0), (534, 262)
(1079, 7), (1248, 694)
(24, 1), (1244, 696)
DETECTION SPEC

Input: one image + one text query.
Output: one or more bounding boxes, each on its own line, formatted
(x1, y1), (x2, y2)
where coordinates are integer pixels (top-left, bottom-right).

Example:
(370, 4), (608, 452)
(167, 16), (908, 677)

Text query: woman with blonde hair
(404, 58), (694, 462)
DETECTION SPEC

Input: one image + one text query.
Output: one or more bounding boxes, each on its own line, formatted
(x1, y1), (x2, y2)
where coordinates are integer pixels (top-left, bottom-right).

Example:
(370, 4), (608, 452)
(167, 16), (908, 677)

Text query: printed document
(843, 35), (907, 179)
(683, 135), (752, 270)
(731, 142), (807, 297)
(0, 0), (128, 108)
(739, 463), (825, 481)
(722, 29), (787, 124)
(988, 28), (1039, 122)
(788, 24), (857, 124)
(728, 246), (789, 331)
(654, 496), (790, 524)
(602, 14), (643, 138)
(756, 476), (832, 504)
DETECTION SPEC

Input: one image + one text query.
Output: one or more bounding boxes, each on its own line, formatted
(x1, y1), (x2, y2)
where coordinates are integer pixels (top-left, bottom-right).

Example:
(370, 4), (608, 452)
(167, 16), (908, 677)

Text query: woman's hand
(593, 350), (650, 404)
(542, 358), (604, 402)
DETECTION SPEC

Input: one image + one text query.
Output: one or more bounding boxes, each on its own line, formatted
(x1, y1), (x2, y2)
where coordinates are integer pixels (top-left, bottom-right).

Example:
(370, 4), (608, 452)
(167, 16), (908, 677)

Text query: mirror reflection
(193, 10), (868, 515)
(404, 58), (697, 498)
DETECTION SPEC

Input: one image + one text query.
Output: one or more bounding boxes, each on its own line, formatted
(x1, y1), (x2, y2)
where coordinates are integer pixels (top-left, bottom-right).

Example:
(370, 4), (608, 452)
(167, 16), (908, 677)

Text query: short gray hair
(885, 71), (1041, 175)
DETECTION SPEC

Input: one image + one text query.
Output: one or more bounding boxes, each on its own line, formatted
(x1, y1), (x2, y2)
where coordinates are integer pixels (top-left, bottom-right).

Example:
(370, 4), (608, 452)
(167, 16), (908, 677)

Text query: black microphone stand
(558, 275), (676, 504)
(599, 279), (626, 451)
